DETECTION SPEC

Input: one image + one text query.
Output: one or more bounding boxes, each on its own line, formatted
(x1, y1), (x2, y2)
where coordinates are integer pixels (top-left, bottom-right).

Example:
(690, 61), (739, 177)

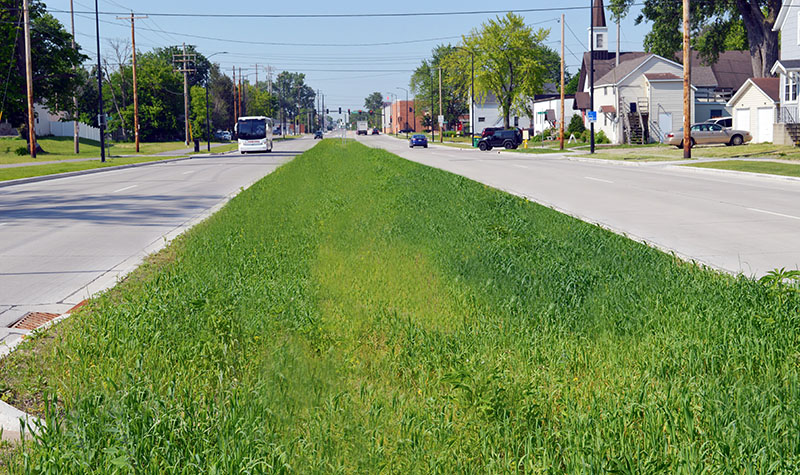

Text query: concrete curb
(667, 162), (800, 183)
(0, 156), (195, 189)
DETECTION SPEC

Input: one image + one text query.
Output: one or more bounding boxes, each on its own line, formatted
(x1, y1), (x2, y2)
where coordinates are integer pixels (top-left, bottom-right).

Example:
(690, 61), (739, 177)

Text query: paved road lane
(360, 134), (800, 278)
(0, 138), (315, 342)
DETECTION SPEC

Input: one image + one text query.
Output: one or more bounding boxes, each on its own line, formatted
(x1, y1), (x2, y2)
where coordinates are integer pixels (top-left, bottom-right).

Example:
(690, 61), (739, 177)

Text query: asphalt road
(361, 133), (800, 279)
(0, 137), (315, 345)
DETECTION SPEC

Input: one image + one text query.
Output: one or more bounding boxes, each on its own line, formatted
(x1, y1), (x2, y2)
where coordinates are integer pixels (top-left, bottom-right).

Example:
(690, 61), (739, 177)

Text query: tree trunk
(738, 0), (780, 77)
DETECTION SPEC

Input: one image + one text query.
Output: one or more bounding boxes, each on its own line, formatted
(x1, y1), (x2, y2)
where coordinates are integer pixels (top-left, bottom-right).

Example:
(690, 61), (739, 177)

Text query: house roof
(771, 59), (800, 76)
(592, 0), (606, 28)
(645, 72), (681, 81)
(577, 51), (649, 93)
(595, 54), (657, 86)
(533, 94), (575, 103)
(727, 77), (780, 106)
(600, 105), (616, 114)
(573, 91), (591, 110)
(673, 50), (752, 90)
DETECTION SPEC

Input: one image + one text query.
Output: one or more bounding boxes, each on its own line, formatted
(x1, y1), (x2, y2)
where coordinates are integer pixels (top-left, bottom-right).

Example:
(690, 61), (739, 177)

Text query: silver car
(666, 123), (752, 148)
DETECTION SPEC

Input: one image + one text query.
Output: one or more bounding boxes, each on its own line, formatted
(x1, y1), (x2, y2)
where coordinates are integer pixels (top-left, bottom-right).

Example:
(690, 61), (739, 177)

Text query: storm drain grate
(12, 312), (60, 330)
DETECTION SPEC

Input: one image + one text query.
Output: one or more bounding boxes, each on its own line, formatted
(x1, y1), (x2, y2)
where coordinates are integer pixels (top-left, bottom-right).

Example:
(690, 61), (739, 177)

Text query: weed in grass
(2, 140), (800, 472)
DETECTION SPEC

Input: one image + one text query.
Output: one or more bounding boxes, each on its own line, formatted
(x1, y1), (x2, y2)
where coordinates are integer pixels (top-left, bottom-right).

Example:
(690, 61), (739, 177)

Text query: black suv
(477, 129), (522, 151)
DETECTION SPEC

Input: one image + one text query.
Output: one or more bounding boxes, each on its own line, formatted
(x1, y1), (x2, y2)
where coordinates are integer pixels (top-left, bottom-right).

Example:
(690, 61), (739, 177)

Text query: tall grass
(3, 140), (799, 472)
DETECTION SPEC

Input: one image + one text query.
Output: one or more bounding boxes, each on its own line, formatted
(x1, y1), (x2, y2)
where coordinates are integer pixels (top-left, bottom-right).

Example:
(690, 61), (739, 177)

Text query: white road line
(182, 170), (195, 175)
(0, 223), (8, 226)
(112, 185), (137, 194)
(510, 164), (529, 169)
(747, 207), (800, 221)
(585, 176), (614, 184)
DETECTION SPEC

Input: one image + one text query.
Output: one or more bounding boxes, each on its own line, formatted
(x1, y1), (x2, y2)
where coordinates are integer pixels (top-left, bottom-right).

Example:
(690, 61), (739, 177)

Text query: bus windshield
(237, 119), (267, 140)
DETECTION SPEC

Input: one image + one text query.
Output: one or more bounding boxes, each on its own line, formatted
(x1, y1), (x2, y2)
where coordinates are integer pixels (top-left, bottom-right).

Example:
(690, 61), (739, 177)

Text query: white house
(771, 0), (800, 145)
(726, 77), (779, 143)
(530, 94), (578, 135)
(470, 92), (533, 134)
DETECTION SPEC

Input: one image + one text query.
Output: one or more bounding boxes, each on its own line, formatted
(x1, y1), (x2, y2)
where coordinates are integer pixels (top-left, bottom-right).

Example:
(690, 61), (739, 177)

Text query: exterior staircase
(620, 98), (650, 144)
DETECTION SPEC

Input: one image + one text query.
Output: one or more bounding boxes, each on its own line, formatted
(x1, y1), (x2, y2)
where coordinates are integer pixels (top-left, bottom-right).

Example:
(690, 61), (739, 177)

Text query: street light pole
(94, 0), (105, 162)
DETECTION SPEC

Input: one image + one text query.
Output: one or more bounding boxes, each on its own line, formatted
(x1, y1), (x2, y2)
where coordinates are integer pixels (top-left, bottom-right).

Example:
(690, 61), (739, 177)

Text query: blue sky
(50, 0), (648, 118)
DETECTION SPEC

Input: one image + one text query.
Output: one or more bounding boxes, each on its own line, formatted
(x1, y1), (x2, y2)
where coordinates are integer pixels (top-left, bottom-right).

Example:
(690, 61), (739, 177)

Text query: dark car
(481, 127), (502, 138)
(371, 128), (380, 135)
(477, 129), (522, 151)
(409, 134), (428, 148)
(314, 130), (323, 139)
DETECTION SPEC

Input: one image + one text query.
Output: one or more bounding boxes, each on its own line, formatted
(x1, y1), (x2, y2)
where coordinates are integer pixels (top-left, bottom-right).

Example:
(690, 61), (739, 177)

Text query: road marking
(585, 176), (614, 184)
(182, 170), (195, 175)
(510, 163), (529, 169)
(112, 185), (137, 193)
(747, 207), (800, 221)
(0, 222), (8, 226)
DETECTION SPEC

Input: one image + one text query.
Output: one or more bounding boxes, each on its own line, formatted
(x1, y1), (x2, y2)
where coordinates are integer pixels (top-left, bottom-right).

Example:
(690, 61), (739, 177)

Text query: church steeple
(589, 0), (609, 59)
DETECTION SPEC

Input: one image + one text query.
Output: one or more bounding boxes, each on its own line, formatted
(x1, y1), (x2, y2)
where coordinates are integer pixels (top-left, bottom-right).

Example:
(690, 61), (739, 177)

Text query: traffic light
(326, 108), (329, 114)
(338, 107), (341, 114)
(348, 109), (351, 115)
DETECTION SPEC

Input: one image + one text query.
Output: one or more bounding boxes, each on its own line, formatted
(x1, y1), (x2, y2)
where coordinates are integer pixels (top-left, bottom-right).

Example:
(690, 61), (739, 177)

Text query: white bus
(235, 116), (273, 153)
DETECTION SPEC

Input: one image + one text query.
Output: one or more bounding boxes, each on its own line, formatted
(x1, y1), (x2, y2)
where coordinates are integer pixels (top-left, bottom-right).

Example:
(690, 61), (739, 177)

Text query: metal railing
(779, 105), (799, 124)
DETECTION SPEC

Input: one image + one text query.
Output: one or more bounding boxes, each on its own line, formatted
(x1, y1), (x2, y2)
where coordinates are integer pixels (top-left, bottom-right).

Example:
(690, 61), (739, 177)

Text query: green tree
(563, 74), (579, 95)
(364, 92), (384, 128)
(208, 64), (234, 133)
(444, 13), (549, 129)
(118, 52), (184, 141)
(608, 0), (778, 77)
(0, 1), (87, 129)
(190, 85), (208, 141)
(274, 71), (315, 130)
(410, 45), (468, 130)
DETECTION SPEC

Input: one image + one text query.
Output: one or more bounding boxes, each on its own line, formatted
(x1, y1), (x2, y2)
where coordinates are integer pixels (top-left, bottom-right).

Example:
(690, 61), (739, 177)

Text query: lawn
(0, 156), (185, 182)
(1, 140), (798, 472)
(686, 159), (800, 178)
(0, 136), (229, 165)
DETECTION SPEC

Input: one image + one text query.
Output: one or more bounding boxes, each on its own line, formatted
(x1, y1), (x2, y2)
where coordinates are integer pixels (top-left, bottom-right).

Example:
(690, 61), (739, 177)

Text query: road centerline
(747, 207), (800, 221)
(585, 176), (614, 184)
(112, 185), (138, 194)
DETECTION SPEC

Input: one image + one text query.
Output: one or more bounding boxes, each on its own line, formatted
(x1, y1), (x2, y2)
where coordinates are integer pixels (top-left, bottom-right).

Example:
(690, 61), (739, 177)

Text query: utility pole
(238, 67), (243, 118)
(439, 67), (443, 143)
(560, 13), (565, 150)
(23, 0), (36, 158)
(589, 0), (595, 154)
(470, 50), (474, 145)
(232, 66), (237, 123)
(255, 64), (258, 85)
(94, 0), (105, 161)
(173, 44), (196, 146)
(682, 0), (692, 159)
(117, 12), (147, 152)
(69, 0), (79, 154)
(265, 65), (273, 94)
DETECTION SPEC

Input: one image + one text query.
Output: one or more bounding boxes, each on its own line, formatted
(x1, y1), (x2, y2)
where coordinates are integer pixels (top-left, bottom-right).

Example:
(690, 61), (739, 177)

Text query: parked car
(399, 128), (416, 134)
(477, 129), (522, 151)
(481, 127), (502, 138)
(705, 116), (733, 128)
(409, 134), (428, 148)
(371, 128), (380, 135)
(215, 130), (232, 141)
(665, 123), (752, 148)
(314, 130), (323, 139)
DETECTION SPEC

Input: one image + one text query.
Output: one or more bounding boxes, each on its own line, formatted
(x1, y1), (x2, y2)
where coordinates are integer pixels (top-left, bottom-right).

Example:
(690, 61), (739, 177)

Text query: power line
(52, 4), (647, 18)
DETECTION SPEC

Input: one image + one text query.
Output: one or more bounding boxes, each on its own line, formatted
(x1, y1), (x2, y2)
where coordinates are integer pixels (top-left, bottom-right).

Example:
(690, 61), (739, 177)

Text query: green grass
(686, 159), (800, 178)
(0, 156), (186, 182)
(2, 139), (799, 472)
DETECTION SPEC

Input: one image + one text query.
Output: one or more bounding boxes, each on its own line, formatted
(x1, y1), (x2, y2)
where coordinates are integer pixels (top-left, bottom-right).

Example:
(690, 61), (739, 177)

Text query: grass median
(1, 140), (798, 471)
(685, 159), (800, 178)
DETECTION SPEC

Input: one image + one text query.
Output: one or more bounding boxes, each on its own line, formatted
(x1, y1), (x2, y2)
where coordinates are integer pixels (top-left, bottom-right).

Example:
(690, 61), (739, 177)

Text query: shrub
(595, 130), (610, 144)
(567, 114), (585, 136)
(15, 146), (28, 156)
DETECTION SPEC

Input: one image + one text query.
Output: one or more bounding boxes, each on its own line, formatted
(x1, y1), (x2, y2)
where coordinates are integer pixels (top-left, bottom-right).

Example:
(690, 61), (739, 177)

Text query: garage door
(734, 108), (751, 133)
(756, 107), (774, 143)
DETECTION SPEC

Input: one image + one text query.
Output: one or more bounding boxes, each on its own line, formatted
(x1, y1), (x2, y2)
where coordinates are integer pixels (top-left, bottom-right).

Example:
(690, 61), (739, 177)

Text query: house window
(710, 109), (723, 118)
(786, 76), (798, 102)
(596, 33), (604, 49)
(514, 116), (519, 126)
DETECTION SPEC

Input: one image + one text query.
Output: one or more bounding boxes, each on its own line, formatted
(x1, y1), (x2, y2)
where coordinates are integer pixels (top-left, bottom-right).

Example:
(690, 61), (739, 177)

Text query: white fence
(47, 121), (101, 142)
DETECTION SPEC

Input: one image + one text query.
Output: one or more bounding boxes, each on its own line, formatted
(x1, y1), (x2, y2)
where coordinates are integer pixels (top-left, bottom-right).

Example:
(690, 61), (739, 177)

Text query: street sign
(587, 111), (597, 122)
(438, 115), (444, 125)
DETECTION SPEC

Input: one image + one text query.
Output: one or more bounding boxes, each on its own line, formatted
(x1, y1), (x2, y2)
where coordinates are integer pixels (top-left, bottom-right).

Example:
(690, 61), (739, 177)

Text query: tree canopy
(410, 45), (468, 130)
(444, 13), (550, 129)
(0, 0), (86, 127)
(609, 0), (779, 77)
